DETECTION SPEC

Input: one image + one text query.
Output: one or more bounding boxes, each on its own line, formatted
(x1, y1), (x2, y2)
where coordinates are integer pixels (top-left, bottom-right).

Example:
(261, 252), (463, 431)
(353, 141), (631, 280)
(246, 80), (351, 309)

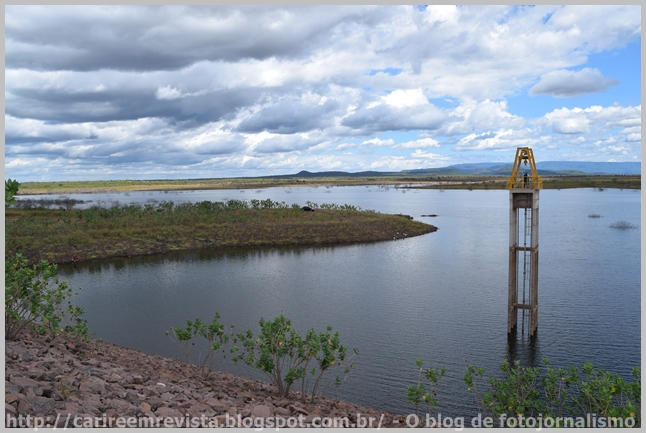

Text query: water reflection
(506, 332), (541, 367)
(54, 187), (639, 417)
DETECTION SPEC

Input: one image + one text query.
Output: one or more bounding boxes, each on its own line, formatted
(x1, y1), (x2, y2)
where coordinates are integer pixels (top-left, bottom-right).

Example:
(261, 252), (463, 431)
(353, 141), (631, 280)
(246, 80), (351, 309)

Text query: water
(51, 187), (640, 417)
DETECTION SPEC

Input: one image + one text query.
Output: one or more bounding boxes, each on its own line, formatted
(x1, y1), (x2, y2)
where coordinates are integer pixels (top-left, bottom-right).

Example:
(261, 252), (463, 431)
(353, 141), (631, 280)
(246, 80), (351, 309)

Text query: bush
(231, 314), (357, 402)
(407, 358), (445, 415)
(5, 178), (20, 206)
(166, 312), (233, 378)
(610, 221), (638, 229)
(5, 253), (88, 341)
(463, 358), (640, 427)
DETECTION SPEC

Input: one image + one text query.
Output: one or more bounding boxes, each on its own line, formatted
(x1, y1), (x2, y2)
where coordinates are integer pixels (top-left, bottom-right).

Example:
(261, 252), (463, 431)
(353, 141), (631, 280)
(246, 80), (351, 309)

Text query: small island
(5, 199), (437, 265)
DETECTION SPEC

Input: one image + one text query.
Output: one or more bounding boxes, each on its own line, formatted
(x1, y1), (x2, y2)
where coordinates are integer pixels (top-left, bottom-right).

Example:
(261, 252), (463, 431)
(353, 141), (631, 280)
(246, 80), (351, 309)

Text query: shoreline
(15, 174), (641, 195)
(6, 331), (410, 428)
(6, 207), (437, 266)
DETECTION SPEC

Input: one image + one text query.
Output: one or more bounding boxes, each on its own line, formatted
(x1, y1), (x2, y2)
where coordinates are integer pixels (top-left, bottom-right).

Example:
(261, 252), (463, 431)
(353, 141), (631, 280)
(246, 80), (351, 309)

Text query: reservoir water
(47, 186), (640, 417)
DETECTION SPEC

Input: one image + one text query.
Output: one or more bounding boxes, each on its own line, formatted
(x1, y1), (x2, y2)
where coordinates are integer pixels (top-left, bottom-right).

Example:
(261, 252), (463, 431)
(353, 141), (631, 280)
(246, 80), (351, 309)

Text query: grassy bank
(16, 174), (640, 195)
(5, 199), (437, 265)
(411, 175), (641, 190)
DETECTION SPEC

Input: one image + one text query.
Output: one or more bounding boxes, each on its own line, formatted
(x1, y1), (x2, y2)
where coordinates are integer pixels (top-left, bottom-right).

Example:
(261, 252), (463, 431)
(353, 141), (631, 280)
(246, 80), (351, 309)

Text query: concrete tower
(507, 148), (542, 337)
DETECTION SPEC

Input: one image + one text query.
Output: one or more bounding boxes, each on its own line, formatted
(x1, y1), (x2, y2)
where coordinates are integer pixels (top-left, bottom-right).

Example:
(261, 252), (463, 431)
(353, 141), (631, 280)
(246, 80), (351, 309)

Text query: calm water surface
(53, 187), (640, 417)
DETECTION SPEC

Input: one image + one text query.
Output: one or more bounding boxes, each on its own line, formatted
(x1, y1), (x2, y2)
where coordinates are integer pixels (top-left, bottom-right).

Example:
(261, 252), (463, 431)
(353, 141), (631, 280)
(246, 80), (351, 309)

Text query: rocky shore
(5, 331), (410, 428)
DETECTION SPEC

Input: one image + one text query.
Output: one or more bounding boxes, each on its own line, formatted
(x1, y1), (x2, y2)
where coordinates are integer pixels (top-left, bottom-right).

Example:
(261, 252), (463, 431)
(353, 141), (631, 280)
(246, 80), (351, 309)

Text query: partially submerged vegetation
(5, 199), (437, 264)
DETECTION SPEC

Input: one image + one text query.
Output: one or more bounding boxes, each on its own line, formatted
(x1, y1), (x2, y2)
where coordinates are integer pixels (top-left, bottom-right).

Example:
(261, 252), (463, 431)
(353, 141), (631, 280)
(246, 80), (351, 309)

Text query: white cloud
(454, 129), (542, 151)
(439, 99), (524, 137)
(625, 133), (641, 142)
(422, 5), (459, 25)
(394, 138), (440, 149)
(381, 89), (429, 108)
(410, 149), (448, 160)
(361, 138), (395, 147)
(541, 105), (641, 136)
(4, 5), (641, 180)
(155, 85), (183, 100)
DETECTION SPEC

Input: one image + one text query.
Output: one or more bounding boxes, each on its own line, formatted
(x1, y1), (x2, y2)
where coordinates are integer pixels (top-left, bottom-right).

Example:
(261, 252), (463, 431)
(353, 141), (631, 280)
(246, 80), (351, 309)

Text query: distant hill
(271, 161), (639, 179)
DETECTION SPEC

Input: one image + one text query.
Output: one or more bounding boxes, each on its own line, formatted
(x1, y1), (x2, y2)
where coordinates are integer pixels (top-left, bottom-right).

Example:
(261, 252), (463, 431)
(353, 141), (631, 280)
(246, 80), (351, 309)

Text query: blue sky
(4, 5), (642, 181)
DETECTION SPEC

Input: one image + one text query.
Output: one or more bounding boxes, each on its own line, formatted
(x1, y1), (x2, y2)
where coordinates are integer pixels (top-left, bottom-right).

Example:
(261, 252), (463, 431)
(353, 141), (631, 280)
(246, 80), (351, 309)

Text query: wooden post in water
(507, 148), (541, 337)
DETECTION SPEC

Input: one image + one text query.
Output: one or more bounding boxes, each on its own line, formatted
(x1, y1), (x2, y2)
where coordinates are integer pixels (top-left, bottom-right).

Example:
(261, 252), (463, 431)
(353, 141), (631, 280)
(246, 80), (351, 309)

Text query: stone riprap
(5, 332), (411, 428)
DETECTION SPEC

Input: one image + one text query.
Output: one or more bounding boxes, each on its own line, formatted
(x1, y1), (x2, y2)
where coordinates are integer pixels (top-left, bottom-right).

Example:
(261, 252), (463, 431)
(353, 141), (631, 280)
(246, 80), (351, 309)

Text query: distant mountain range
(270, 161), (640, 178)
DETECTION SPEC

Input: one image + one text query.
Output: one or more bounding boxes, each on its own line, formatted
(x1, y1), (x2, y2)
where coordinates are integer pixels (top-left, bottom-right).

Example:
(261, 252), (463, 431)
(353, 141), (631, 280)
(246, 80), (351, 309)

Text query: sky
(4, 5), (642, 181)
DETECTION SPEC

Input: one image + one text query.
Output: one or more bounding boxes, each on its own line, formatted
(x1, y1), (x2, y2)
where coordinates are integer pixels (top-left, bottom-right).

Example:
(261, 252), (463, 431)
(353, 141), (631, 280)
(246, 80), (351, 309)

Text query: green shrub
(5, 253), (88, 340)
(231, 314), (357, 402)
(166, 312), (234, 378)
(5, 178), (21, 205)
(463, 358), (641, 427)
(407, 358), (445, 415)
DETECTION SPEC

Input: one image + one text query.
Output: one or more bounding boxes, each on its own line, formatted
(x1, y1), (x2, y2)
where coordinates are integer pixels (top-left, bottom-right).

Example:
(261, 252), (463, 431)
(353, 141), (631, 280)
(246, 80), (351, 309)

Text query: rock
(155, 406), (180, 418)
(160, 391), (174, 400)
(132, 374), (144, 384)
(289, 404), (309, 415)
(251, 404), (272, 418)
(5, 393), (22, 405)
(28, 396), (57, 414)
(203, 397), (226, 412)
(5, 402), (17, 415)
(58, 401), (82, 416)
(82, 402), (102, 416)
(124, 392), (141, 405)
(78, 378), (107, 394)
(109, 398), (134, 412)
(171, 393), (188, 402)
(142, 386), (160, 397)
(5, 331), (403, 428)
(9, 375), (39, 389)
(274, 407), (290, 416)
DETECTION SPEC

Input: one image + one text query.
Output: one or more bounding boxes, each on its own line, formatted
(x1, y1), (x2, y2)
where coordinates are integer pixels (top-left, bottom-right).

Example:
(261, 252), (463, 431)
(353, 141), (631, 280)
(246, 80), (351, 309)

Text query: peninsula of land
(5, 203), (437, 265)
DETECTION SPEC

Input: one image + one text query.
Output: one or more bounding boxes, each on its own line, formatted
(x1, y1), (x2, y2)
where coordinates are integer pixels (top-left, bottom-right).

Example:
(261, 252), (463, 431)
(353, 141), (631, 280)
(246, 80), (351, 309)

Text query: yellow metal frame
(506, 147), (542, 189)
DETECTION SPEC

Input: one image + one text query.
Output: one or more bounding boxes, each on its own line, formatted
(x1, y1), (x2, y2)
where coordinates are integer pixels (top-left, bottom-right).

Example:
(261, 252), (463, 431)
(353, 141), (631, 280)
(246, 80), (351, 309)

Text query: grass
(16, 175), (641, 195)
(5, 199), (437, 264)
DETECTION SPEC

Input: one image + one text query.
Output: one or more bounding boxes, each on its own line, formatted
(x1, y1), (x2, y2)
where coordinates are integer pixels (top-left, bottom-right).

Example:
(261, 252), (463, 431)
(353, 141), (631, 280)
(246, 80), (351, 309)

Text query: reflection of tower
(507, 148), (542, 337)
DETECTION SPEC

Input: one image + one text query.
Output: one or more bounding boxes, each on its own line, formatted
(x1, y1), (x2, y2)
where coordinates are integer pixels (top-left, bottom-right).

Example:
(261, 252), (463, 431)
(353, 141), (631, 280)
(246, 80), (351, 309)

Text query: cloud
(394, 138), (440, 149)
(250, 132), (326, 154)
(438, 99), (524, 137)
(155, 86), (183, 100)
(236, 97), (341, 134)
(361, 138), (395, 147)
(529, 68), (618, 98)
(341, 103), (445, 133)
(4, 5), (641, 180)
(541, 105), (641, 135)
(410, 149), (448, 160)
(381, 89), (429, 108)
(453, 129), (542, 151)
(5, 6), (385, 72)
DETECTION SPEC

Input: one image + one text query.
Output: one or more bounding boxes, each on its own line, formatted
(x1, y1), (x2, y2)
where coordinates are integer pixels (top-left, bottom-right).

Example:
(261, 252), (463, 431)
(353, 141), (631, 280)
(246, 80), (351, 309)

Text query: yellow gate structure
(507, 147), (542, 337)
